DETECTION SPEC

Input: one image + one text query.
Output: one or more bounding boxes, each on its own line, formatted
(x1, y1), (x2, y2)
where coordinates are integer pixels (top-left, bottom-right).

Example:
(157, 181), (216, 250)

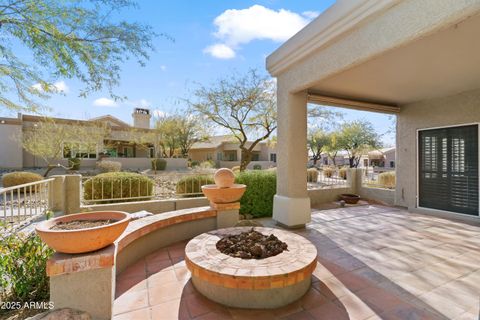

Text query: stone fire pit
(185, 227), (317, 309)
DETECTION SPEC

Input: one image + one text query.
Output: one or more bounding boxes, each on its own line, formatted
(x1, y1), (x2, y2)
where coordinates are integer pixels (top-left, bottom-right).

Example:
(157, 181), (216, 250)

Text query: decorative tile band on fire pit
(185, 227), (317, 308)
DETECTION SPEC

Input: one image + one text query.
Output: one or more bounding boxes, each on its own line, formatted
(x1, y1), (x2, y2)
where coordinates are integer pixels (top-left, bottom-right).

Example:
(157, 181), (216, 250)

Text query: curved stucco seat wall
(115, 207), (218, 274)
(45, 205), (234, 320)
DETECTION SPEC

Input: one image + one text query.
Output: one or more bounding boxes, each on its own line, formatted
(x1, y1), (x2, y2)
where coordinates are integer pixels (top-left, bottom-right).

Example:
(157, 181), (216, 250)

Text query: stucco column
(273, 84), (310, 227)
(64, 174), (81, 214)
(49, 175), (66, 213)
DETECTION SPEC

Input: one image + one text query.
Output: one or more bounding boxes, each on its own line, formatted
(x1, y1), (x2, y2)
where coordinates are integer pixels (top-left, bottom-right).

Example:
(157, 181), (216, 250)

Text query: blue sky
(3, 0), (395, 145)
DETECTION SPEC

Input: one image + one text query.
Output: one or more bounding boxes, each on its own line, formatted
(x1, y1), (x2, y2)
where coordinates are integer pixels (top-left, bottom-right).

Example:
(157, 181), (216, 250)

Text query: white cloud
(93, 97), (118, 107)
(32, 80), (69, 93)
(203, 44), (236, 59)
(302, 11), (320, 19)
(53, 81), (69, 93)
(204, 5), (317, 59)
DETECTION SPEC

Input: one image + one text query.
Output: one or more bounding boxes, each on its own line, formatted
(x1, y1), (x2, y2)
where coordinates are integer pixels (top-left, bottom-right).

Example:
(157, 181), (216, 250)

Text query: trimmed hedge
(96, 160), (122, 173)
(151, 158), (167, 171)
(235, 170), (276, 217)
(378, 171), (396, 189)
(323, 167), (334, 178)
(176, 175), (214, 197)
(307, 168), (318, 182)
(2, 172), (43, 188)
(83, 172), (154, 203)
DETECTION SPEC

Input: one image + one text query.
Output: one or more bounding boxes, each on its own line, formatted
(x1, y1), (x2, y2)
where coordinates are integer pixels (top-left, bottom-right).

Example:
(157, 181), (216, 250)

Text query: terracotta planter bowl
(201, 184), (246, 204)
(36, 211), (130, 254)
(339, 194), (360, 204)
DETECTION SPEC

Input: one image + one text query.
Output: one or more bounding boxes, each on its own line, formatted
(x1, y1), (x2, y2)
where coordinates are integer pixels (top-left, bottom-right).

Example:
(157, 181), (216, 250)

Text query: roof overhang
(267, 0), (480, 109)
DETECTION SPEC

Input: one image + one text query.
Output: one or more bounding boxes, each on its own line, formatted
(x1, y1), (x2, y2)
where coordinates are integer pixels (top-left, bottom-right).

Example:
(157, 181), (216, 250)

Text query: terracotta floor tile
(281, 310), (315, 320)
(146, 249), (170, 264)
(333, 292), (376, 320)
(355, 286), (405, 315)
(119, 259), (147, 279)
(271, 300), (303, 318)
(299, 287), (330, 310)
(227, 308), (277, 320)
(150, 298), (189, 320)
(418, 290), (468, 319)
(185, 292), (225, 318)
(336, 272), (372, 292)
(113, 288), (149, 316)
(146, 258), (175, 275)
(147, 269), (179, 288)
(307, 301), (349, 320)
(112, 307), (150, 320)
(112, 206), (480, 320)
(148, 280), (186, 306)
(195, 309), (233, 320)
(116, 274), (148, 298)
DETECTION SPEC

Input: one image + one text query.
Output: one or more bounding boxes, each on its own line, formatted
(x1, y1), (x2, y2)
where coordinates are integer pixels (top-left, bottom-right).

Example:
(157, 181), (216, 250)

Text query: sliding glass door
(418, 124), (479, 215)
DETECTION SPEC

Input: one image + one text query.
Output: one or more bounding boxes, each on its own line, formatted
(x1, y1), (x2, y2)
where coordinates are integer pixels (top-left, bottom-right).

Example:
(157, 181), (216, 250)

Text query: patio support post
(273, 82), (310, 227)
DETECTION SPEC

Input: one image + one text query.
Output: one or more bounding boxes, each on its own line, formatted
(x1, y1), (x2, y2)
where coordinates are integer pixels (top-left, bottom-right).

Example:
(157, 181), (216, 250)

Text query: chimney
(132, 108), (151, 129)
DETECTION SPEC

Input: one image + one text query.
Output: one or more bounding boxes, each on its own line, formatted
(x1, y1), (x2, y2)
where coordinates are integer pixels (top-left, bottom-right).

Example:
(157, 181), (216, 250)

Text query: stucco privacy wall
(268, 0), (480, 93)
(0, 124), (22, 168)
(396, 88), (480, 210)
(22, 157), (187, 170)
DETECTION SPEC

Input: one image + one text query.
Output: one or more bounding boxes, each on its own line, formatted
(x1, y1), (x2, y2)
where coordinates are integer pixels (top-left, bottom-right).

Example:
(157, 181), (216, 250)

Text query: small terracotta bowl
(201, 184), (246, 204)
(339, 194), (360, 204)
(36, 211), (130, 254)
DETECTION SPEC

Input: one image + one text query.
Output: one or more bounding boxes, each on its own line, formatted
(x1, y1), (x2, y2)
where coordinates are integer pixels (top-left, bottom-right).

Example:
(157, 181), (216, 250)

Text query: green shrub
(323, 167), (334, 178)
(151, 158), (167, 171)
(68, 158), (81, 170)
(378, 171), (396, 189)
(253, 164), (262, 170)
(307, 168), (319, 182)
(235, 170), (276, 217)
(190, 160), (200, 167)
(2, 172), (43, 188)
(83, 172), (154, 203)
(200, 160), (215, 169)
(96, 160), (122, 173)
(0, 233), (53, 303)
(339, 167), (348, 180)
(176, 175), (214, 197)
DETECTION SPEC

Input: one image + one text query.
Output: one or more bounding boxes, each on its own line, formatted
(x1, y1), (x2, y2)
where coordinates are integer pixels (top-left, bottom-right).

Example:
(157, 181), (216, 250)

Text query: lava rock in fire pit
(216, 228), (288, 259)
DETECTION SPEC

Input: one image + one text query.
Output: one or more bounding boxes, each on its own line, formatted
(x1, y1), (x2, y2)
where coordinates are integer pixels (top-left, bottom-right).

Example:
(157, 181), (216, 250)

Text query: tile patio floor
(113, 205), (480, 320)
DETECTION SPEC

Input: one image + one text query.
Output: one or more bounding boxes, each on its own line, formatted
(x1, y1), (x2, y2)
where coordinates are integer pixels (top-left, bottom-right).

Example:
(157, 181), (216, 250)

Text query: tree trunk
(240, 149), (252, 171)
(43, 165), (57, 177)
(349, 157), (355, 168)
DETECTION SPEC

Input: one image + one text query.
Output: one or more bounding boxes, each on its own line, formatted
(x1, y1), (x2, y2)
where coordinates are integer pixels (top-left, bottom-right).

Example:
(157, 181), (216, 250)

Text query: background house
(0, 108), (187, 170)
(188, 135), (277, 170)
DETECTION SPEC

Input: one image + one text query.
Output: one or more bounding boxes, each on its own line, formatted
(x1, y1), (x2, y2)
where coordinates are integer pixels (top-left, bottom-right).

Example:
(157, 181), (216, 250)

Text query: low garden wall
(46, 204), (240, 319)
(84, 197), (209, 214)
(357, 185), (395, 206)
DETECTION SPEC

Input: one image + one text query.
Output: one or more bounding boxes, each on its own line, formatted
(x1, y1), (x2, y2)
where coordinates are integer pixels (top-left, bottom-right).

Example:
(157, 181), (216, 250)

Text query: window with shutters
(418, 124), (478, 215)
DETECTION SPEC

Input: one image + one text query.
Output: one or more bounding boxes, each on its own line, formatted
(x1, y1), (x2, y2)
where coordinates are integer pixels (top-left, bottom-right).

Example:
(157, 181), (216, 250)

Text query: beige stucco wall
(189, 149), (216, 162)
(0, 124), (23, 168)
(396, 88), (480, 210)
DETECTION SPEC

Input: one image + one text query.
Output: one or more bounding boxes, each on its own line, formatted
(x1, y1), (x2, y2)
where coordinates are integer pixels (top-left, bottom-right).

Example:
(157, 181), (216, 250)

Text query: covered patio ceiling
(308, 11), (480, 109)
